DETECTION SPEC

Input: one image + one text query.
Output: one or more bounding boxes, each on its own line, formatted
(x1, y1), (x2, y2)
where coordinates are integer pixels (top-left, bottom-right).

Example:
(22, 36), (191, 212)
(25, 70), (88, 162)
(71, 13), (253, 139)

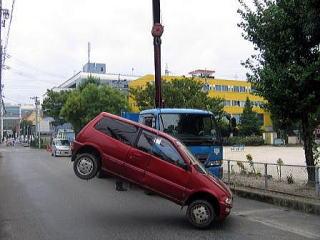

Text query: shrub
(225, 136), (264, 146)
(287, 174), (294, 184)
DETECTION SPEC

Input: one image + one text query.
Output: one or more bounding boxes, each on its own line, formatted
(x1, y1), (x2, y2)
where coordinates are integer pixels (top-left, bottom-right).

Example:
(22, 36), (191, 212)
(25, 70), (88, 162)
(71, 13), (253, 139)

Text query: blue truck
(122, 108), (223, 178)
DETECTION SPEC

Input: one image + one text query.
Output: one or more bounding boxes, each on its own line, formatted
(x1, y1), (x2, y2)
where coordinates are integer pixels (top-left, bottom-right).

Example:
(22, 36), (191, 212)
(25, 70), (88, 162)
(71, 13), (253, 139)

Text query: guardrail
(223, 160), (320, 198)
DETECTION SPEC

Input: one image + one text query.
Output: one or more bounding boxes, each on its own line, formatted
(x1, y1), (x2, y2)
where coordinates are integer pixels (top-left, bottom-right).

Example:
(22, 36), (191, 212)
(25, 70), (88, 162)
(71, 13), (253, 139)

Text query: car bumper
(55, 150), (72, 156)
(217, 197), (233, 220)
(218, 203), (232, 220)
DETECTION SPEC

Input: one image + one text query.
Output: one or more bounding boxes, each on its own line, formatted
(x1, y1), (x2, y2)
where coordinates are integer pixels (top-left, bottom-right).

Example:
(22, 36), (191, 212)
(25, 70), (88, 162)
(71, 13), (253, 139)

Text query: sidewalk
(231, 185), (320, 215)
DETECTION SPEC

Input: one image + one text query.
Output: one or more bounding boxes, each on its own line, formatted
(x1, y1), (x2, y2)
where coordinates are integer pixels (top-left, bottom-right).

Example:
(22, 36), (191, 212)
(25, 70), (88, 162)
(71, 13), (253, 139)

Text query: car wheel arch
(74, 145), (102, 164)
(184, 192), (220, 217)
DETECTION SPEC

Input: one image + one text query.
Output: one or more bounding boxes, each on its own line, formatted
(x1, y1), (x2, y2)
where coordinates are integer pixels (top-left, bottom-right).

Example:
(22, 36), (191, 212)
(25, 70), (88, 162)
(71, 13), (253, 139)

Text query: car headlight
(225, 197), (232, 205)
(206, 160), (222, 167)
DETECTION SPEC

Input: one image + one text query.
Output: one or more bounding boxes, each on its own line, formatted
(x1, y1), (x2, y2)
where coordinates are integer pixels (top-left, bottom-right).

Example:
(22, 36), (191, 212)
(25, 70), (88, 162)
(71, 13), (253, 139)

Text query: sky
(2, 0), (254, 105)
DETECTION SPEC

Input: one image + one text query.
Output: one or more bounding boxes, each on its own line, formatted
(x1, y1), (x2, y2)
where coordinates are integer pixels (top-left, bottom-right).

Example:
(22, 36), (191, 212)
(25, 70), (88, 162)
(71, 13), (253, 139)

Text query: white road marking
(234, 209), (319, 239)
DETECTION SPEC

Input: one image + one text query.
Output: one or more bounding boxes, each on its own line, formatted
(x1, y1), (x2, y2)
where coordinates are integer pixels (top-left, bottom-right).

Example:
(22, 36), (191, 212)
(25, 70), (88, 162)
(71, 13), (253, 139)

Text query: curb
(231, 186), (320, 215)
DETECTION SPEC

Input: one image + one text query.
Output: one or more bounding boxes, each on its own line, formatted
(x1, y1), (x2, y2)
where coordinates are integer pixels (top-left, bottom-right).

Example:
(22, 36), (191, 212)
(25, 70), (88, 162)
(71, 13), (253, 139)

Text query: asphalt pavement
(0, 146), (319, 240)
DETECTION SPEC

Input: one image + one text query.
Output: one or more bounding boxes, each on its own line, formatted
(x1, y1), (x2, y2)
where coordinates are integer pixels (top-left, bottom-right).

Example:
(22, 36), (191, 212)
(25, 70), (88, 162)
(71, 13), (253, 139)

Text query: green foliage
(60, 83), (129, 132)
(240, 97), (262, 136)
(246, 154), (256, 174)
(42, 89), (71, 126)
(30, 138), (47, 149)
(237, 161), (247, 175)
(238, 0), (320, 180)
(130, 77), (225, 119)
(313, 143), (320, 166)
(226, 136), (264, 146)
(20, 120), (33, 128)
(217, 118), (231, 139)
(78, 75), (101, 91)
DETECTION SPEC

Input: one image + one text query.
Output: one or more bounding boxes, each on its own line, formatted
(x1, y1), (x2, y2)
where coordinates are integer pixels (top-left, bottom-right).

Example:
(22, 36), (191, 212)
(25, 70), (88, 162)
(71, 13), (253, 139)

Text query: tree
(239, 97), (262, 136)
(130, 77), (225, 119)
(20, 120), (33, 141)
(60, 83), (129, 132)
(42, 89), (71, 126)
(238, 0), (320, 183)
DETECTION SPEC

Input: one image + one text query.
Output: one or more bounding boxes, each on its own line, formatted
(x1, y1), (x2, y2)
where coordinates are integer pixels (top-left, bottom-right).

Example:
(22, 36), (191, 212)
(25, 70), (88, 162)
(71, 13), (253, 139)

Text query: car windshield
(55, 140), (70, 146)
(175, 140), (208, 174)
(159, 113), (221, 145)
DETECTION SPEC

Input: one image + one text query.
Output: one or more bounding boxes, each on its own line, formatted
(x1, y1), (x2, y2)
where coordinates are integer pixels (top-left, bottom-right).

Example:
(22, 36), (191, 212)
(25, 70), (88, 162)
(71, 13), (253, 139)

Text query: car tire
(73, 153), (100, 180)
(186, 199), (215, 229)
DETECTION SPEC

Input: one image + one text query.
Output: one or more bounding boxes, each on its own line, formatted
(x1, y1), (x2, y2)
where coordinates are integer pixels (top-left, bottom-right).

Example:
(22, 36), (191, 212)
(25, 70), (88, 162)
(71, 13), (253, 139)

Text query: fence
(223, 160), (320, 199)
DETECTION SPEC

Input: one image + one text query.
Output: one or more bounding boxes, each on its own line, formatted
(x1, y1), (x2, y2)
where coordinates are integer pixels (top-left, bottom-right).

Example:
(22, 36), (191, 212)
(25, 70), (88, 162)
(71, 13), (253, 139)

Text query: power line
(3, 0), (15, 65)
(10, 56), (65, 79)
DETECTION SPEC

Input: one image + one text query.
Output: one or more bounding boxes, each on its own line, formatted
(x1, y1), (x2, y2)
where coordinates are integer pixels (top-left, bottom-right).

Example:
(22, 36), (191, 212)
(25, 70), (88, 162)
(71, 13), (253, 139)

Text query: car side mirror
(178, 161), (190, 171)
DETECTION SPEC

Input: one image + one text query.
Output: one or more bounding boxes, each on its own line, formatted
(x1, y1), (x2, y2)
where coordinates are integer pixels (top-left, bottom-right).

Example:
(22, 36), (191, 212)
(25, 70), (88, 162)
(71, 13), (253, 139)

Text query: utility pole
(0, 0), (3, 143)
(31, 96), (41, 149)
(0, 1), (10, 143)
(152, 0), (164, 108)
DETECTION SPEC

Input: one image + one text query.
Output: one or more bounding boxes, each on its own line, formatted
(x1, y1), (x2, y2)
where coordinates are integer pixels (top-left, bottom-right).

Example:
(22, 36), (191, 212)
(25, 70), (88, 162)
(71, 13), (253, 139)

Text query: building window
(240, 86), (246, 92)
(232, 100), (240, 106)
(224, 100), (231, 106)
(215, 85), (222, 91)
(221, 85), (228, 91)
(233, 86), (240, 92)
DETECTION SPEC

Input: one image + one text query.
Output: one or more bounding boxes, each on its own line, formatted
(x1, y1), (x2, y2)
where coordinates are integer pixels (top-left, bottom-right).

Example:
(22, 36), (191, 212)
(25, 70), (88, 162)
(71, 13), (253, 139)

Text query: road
(0, 146), (319, 240)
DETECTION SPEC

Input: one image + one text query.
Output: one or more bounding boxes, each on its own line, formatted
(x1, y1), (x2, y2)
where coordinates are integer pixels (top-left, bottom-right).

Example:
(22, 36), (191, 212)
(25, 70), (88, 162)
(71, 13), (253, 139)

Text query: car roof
(99, 112), (179, 143)
(140, 108), (213, 115)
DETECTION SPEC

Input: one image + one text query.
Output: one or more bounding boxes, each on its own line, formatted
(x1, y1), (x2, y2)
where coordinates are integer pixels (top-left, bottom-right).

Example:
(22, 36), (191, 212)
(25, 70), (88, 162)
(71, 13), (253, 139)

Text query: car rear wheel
(186, 199), (215, 229)
(73, 153), (100, 180)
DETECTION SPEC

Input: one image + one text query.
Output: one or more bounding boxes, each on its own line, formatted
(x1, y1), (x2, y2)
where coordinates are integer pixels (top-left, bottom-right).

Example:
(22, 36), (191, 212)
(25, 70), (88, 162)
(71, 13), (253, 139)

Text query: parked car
(71, 112), (232, 229)
(51, 139), (71, 157)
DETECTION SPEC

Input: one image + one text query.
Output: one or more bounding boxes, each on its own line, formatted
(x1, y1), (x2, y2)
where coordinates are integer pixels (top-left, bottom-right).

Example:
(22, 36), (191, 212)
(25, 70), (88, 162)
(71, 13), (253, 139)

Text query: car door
(94, 117), (139, 175)
(144, 136), (191, 202)
(124, 130), (155, 184)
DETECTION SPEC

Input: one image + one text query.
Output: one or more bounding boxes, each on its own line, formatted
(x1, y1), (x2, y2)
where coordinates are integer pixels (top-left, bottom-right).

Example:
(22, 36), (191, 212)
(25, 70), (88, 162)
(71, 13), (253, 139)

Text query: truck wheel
(186, 199), (215, 229)
(73, 153), (100, 180)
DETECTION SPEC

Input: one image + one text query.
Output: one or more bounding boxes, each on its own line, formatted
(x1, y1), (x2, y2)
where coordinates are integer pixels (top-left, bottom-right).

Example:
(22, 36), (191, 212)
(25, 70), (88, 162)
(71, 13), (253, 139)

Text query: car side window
(152, 137), (184, 166)
(136, 130), (157, 154)
(95, 117), (139, 146)
(139, 114), (156, 129)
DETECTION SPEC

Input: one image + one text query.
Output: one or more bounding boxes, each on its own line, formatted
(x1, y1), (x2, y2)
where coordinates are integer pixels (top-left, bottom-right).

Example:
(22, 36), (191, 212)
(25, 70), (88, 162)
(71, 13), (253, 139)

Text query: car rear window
(95, 117), (139, 146)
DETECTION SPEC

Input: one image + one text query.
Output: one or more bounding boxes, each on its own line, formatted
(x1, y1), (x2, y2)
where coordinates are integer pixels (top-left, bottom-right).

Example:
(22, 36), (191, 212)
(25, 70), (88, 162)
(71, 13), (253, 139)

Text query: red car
(71, 112), (232, 228)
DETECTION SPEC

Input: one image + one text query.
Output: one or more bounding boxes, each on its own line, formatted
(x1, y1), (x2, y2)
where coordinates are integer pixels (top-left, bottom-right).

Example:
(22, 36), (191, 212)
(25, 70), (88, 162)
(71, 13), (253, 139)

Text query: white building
(53, 63), (141, 94)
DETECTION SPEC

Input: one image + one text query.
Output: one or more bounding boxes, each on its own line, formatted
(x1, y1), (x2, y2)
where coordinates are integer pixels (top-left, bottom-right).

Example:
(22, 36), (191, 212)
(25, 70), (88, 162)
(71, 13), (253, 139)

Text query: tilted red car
(71, 112), (232, 228)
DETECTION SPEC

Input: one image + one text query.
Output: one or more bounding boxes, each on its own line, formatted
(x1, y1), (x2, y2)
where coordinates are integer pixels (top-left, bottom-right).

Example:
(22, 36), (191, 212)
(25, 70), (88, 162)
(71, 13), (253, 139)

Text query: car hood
(207, 174), (232, 197)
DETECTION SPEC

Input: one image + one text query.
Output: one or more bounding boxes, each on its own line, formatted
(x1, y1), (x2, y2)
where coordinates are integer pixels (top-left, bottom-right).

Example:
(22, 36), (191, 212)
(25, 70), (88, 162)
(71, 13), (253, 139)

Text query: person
(115, 178), (127, 191)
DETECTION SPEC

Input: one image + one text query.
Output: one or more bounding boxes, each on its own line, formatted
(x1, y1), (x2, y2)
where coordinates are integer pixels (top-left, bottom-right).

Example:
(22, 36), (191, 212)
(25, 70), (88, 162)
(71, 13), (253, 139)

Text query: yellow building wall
(129, 75), (273, 130)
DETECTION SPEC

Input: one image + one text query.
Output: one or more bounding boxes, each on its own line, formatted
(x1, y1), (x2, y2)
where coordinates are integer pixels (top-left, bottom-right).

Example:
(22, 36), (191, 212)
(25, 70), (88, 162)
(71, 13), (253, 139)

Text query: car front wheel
(73, 153), (100, 180)
(186, 199), (215, 229)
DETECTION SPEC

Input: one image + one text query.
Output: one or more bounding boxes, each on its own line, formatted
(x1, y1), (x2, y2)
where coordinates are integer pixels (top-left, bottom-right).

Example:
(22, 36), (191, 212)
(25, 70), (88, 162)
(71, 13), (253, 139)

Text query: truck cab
(138, 108), (223, 178)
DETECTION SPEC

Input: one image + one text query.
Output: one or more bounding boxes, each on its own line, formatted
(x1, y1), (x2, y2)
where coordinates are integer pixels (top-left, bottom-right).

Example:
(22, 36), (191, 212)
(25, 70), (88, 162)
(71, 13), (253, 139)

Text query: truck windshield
(55, 140), (70, 146)
(176, 140), (208, 174)
(159, 113), (221, 145)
